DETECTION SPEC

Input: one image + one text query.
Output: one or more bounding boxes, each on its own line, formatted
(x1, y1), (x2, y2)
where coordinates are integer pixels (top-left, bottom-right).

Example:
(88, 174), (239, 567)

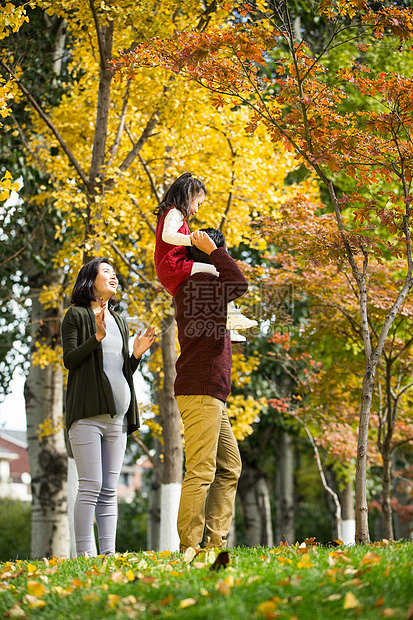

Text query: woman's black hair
(70, 257), (117, 308)
(153, 172), (206, 220)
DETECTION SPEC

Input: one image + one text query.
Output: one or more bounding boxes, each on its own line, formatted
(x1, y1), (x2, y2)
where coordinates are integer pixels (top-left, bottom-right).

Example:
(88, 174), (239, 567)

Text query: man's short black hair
(188, 228), (226, 264)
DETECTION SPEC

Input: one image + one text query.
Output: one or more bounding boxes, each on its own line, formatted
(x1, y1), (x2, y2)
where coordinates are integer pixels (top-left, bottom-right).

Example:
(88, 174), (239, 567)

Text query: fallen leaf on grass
(406, 603), (413, 620)
(361, 552), (381, 566)
(179, 598), (197, 608)
(141, 575), (157, 584)
(381, 609), (397, 618)
(23, 594), (46, 609)
(277, 575), (301, 587)
(182, 547), (197, 563)
(5, 604), (25, 618)
(297, 553), (313, 569)
(107, 594), (121, 608)
(343, 592), (360, 609)
(215, 580), (231, 596)
(342, 578), (369, 588)
(256, 599), (279, 618)
(276, 556), (293, 566)
(83, 592), (100, 603)
(27, 581), (47, 597)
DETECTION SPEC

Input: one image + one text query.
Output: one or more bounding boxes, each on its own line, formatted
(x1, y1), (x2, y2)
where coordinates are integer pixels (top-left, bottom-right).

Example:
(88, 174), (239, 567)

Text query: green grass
(1, 542), (412, 619)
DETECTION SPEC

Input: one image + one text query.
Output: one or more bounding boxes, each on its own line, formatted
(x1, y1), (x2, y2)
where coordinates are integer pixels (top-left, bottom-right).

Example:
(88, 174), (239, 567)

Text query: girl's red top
(154, 207), (193, 296)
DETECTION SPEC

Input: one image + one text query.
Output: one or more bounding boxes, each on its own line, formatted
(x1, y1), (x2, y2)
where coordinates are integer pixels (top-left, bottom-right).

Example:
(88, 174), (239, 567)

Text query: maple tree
(112, 0), (413, 543)
(254, 198), (413, 540)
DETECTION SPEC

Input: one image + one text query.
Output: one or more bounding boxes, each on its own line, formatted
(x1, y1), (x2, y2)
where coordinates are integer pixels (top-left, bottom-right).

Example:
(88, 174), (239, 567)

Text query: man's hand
(190, 230), (217, 255)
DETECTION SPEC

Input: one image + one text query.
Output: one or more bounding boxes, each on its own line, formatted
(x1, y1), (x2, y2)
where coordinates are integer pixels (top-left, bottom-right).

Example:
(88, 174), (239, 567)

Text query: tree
(114, 0), (413, 542)
(1, 1), (71, 558)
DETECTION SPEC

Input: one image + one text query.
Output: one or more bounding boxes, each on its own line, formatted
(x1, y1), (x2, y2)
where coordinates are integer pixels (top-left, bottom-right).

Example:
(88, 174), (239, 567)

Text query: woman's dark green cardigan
(61, 305), (141, 435)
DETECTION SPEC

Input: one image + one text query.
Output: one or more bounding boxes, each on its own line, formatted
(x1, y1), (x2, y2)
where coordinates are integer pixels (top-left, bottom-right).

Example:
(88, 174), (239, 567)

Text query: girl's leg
(95, 423), (127, 555)
(68, 419), (104, 556)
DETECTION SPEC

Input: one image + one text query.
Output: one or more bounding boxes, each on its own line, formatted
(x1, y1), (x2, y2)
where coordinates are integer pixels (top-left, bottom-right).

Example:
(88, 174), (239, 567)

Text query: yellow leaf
(179, 598), (197, 608)
(125, 569), (135, 581)
(343, 591), (360, 609)
(26, 564), (37, 573)
(27, 581), (47, 597)
(107, 594), (121, 608)
(297, 553), (313, 568)
(256, 600), (278, 617)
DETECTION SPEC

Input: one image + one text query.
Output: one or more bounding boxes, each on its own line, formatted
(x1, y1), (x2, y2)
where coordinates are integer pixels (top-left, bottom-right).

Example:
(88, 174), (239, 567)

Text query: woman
(61, 257), (156, 556)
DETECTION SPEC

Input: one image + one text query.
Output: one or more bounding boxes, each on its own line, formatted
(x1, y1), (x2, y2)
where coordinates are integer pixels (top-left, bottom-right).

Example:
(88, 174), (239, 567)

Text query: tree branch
(110, 241), (158, 289)
(130, 434), (162, 479)
(0, 59), (90, 189)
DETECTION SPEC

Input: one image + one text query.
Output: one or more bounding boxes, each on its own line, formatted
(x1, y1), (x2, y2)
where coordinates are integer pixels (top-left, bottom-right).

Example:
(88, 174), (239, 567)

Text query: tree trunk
(275, 431), (295, 545)
(381, 446), (394, 539)
(25, 270), (69, 558)
(355, 364), (375, 543)
(339, 481), (355, 544)
(238, 462), (273, 547)
(392, 450), (413, 541)
(147, 469), (161, 551)
(159, 312), (183, 551)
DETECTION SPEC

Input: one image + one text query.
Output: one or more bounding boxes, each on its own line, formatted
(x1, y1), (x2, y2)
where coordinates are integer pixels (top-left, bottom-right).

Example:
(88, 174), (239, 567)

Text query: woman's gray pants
(68, 417), (127, 556)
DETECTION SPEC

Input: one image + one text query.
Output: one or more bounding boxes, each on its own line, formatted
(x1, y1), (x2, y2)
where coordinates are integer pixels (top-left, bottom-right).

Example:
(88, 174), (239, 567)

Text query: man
(174, 227), (249, 551)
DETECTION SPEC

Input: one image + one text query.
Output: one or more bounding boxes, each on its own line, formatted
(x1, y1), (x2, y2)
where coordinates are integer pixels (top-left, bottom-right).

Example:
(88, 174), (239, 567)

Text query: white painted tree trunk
(159, 313), (183, 552)
(25, 272), (70, 558)
(339, 481), (355, 545)
(159, 482), (181, 551)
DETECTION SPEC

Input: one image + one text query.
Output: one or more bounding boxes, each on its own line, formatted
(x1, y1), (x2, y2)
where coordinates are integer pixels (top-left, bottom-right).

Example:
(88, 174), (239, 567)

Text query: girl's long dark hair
(153, 172), (206, 220)
(70, 257), (117, 308)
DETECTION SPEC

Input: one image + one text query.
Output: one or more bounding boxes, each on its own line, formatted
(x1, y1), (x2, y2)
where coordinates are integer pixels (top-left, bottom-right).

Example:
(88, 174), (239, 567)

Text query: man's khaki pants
(176, 394), (242, 551)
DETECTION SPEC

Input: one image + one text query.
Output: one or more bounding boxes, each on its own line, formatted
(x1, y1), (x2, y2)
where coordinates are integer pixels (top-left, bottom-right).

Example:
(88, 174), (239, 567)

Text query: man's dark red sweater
(174, 247), (248, 402)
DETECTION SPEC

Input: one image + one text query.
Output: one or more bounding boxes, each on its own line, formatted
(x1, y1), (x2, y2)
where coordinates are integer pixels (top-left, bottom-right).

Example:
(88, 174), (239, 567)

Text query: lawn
(1, 541), (412, 619)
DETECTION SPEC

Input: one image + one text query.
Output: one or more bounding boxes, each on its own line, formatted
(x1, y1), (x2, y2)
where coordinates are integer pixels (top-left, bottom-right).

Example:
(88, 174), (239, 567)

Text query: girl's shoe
(230, 330), (246, 342)
(227, 305), (258, 331)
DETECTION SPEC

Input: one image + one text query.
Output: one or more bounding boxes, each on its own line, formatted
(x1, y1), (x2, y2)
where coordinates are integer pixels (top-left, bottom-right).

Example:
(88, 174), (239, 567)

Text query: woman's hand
(133, 326), (156, 359)
(95, 307), (106, 342)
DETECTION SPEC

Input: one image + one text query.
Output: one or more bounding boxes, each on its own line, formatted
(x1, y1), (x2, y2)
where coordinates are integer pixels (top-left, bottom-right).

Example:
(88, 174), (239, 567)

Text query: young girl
(154, 172), (257, 340)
